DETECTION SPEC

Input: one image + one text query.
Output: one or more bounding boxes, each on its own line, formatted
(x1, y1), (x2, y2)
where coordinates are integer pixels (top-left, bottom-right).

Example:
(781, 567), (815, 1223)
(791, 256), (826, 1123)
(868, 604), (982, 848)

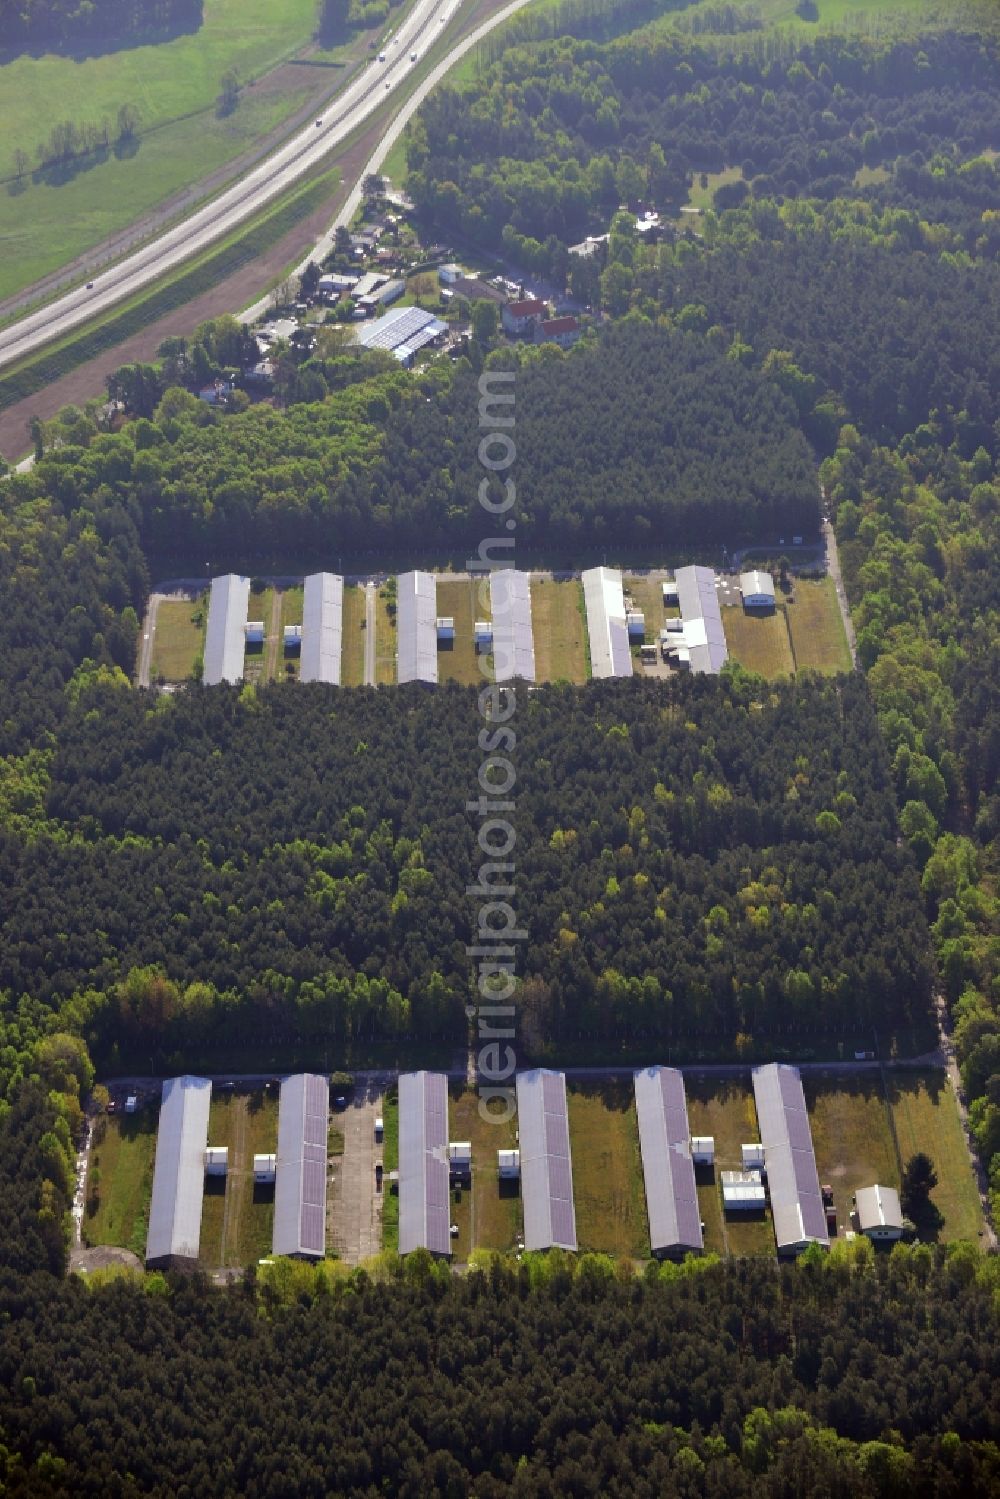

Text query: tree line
(0, 0), (201, 55)
(0, 1240), (996, 1494)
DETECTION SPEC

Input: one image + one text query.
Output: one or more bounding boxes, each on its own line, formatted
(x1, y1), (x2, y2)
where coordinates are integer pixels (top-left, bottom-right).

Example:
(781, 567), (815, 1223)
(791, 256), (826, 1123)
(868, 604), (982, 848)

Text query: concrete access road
(0, 0), (456, 373)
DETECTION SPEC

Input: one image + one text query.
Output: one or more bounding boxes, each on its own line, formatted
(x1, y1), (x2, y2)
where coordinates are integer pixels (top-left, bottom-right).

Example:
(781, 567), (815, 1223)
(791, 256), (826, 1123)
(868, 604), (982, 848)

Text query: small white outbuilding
(498, 1148), (520, 1180)
(253, 1153), (277, 1185)
(691, 1136), (715, 1166)
(205, 1147), (229, 1177)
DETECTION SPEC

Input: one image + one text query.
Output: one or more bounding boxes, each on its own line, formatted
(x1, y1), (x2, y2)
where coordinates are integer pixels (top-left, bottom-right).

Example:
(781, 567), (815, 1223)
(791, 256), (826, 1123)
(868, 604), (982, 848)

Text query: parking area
(328, 1079), (386, 1265)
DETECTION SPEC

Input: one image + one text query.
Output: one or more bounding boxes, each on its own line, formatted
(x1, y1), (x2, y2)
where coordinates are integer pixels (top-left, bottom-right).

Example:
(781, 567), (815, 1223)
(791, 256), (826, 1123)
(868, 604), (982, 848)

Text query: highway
(0, 0), (459, 372)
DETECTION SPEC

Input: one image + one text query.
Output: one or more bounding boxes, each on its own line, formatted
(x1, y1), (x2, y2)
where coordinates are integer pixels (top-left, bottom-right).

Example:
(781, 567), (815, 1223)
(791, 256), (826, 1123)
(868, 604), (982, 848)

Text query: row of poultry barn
(399, 1063), (836, 1260)
(198, 563), (765, 688)
(144, 1063), (882, 1268)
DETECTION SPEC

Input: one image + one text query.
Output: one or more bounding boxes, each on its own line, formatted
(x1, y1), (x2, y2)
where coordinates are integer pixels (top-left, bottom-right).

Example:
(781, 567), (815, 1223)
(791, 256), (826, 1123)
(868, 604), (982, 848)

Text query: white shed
(498, 1148), (520, 1180)
(125, 1095), (137, 1114)
(449, 1142), (472, 1177)
(205, 1147), (229, 1177)
(741, 1143), (766, 1172)
(855, 1184), (903, 1241)
(253, 1153), (277, 1185)
(474, 620), (493, 653)
(662, 580), (679, 606)
(436, 616), (455, 643)
(721, 1170), (766, 1210)
(740, 570), (776, 611)
(691, 1136), (715, 1165)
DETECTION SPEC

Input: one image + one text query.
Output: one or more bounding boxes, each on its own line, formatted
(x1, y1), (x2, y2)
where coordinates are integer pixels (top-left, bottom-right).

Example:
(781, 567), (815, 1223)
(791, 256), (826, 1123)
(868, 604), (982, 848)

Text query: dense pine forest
(32, 321), (817, 564)
(0, 674), (929, 1058)
(0, 1247), (998, 1495)
(0, 7), (998, 1493)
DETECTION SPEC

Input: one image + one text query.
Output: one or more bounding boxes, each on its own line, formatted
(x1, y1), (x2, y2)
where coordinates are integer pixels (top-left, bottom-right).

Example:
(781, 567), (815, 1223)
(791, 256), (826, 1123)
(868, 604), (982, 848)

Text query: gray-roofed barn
(752, 1064), (829, 1254)
(146, 1075), (212, 1267)
(396, 570), (438, 684)
(398, 1071), (451, 1256)
(516, 1070), (577, 1251)
(855, 1184), (903, 1240)
(634, 1066), (703, 1258)
(203, 574), (250, 685)
(581, 566), (633, 679)
(490, 569), (536, 682)
(272, 1073), (330, 1259)
(300, 572), (343, 685)
(674, 565), (729, 675)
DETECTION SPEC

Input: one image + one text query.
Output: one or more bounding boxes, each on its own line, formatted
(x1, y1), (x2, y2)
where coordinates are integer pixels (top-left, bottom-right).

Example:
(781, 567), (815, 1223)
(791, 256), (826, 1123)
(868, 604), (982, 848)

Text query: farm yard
(198, 1089), (279, 1268)
(782, 577), (852, 674)
(83, 1106), (158, 1258)
(436, 578), (489, 687)
(150, 596), (207, 682)
(721, 605), (796, 679)
(448, 1087), (521, 1257)
(685, 1076), (774, 1258)
(802, 1074), (902, 1236)
(566, 1083), (649, 1258)
(529, 578), (589, 683)
(888, 1071), (986, 1243)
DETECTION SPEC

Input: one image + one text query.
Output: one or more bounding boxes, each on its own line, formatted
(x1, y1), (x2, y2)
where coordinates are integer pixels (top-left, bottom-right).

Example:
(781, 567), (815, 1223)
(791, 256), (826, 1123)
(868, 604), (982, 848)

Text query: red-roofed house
(502, 297), (548, 336)
(537, 315), (580, 349)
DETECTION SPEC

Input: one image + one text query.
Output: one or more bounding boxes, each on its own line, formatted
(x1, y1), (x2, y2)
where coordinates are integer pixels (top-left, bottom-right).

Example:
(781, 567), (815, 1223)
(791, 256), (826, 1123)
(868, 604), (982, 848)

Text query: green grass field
(530, 579), (588, 684)
(888, 1071), (985, 1244)
(722, 604), (796, 679)
(567, 1083), (649, 1258)
(381, 1088), (399, 1253)
(0, 0), (326, 299)
(686, 166), (742, 212)
(437, 576), (489, 687)
(802, 1074), (899, 1237)
(199, 1089), (279, 1268)
(83, 1107), (158, 1257)
(341, 583), (366, 686)
(783, 578), (852, 674)
(449, 1086), (521, 1258)
(151, 595), (207, 680)
(376, 585), (397, 686)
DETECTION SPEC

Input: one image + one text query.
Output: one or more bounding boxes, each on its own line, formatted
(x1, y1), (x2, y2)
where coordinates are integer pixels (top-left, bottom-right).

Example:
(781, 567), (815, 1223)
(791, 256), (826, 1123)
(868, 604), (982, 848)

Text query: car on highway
(385, 80), (391, 88)
(378, 51), (386, 60)
(86, 281), (94, 288)
(410, 50), (417, 60)
(315, 119), (323, 127)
